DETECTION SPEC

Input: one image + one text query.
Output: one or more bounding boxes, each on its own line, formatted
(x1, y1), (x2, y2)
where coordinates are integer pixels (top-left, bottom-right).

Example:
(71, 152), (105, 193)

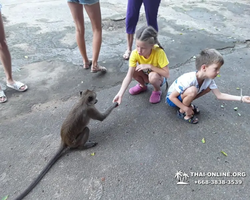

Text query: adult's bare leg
(0, 13), (27, 95)
(123, 33), (133, 60)
(68, 2), (90, 68)
(0, 14), (13, 84)
(84, 3), (103, 71)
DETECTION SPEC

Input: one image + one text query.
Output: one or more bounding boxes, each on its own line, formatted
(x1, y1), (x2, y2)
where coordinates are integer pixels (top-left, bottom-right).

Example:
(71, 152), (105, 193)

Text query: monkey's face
(87, 95), (98, 105)
(82, 90), (98, 106)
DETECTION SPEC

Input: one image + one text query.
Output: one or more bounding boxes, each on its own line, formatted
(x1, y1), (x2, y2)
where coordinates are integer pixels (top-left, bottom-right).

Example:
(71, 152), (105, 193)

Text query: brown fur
(15, 90), (117, 200)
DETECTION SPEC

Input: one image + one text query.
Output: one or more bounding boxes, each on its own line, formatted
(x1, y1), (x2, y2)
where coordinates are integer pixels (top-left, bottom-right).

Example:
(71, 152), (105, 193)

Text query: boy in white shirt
(166, 49), (250, 124)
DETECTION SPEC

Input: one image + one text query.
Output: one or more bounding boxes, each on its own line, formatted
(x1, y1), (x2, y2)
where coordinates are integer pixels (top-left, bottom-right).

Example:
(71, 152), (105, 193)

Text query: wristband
(240, 89), (243, 103)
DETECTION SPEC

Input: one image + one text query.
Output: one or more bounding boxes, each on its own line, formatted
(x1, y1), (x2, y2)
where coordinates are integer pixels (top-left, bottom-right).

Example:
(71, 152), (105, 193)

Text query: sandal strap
(185, 115), (199, 124)
(191, 104), (200, 114)
(0, 90), (6, 97)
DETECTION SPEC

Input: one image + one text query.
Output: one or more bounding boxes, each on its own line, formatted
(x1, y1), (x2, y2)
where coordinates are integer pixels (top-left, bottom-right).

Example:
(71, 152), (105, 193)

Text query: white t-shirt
(167, 71), (217, 96)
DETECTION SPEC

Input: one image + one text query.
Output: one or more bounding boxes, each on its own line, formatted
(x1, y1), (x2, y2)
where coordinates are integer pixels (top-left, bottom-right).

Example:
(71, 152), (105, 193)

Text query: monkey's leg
(74, 127), (98, 150)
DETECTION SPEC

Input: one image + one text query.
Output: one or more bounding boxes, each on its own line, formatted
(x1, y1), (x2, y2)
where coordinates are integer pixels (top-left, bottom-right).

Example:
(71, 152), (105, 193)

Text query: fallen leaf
(221, 105), (224, 108)
(101, 177), (105, 181)
(217, 74), (221, 77)
(1, 195), (8, 200)
(236, 87), (240, 90)
(221, 151), (228, 156)
(202, 138), (205, 143)
(90, 152), (95, 156)
(179, 33), (183, 35)
(238, 113), (241, 116)
(24, 56), (28, 59)
(234, 107), (238, 111)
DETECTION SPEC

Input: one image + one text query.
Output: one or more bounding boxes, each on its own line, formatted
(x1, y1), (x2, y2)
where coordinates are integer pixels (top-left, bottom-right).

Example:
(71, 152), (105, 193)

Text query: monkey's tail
(15, 145), (70, 200)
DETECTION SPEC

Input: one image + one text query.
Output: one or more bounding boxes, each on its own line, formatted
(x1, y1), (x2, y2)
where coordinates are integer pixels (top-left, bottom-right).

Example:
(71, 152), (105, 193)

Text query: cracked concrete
(0, 0), (250, 200)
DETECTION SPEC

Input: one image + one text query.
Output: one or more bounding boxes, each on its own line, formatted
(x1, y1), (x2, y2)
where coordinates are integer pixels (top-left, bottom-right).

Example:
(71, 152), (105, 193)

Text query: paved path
(0, 0), (250, 199)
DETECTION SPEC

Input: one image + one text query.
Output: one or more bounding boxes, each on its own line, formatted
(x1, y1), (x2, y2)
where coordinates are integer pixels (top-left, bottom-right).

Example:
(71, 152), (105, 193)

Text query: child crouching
(113, 26), (170, 105)
(166, 48), (250, 124)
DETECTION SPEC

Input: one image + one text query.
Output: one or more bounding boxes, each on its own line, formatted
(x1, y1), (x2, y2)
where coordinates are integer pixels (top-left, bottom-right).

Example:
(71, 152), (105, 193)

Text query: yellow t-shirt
(129, 45), (169, 71)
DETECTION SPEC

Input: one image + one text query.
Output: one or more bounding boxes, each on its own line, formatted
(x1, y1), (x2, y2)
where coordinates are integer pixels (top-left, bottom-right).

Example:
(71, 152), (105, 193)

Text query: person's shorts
(67, 0), (99, 5)
(166, 94), (182, 107)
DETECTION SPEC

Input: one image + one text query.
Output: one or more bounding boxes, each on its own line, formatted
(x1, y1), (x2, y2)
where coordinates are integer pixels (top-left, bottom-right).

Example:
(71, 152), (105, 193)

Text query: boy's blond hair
(195, 49), (224, 70)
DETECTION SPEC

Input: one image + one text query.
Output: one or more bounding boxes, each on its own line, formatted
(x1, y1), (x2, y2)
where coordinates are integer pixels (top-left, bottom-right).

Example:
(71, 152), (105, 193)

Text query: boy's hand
(184, 106), (194, 116)
(243, 96), (250, 103)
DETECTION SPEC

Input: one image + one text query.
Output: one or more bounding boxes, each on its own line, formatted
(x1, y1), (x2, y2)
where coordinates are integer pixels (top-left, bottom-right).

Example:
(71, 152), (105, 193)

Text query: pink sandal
(149, 91), (162, 104)
(129, 84), (147, 95)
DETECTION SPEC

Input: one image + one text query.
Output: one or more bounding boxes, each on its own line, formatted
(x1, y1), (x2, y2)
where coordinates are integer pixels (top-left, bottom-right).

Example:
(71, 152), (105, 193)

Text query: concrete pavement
(0, 0), (250, 199)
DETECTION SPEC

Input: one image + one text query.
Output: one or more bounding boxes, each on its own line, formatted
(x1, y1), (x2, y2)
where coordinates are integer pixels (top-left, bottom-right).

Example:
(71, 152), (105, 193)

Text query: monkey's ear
(79, 91), (83, 97)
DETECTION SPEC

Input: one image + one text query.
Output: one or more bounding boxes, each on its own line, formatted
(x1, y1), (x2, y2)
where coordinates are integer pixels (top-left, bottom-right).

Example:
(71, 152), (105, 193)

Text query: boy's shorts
(67, 0), (99, 5)
(166, 94), (182, 107)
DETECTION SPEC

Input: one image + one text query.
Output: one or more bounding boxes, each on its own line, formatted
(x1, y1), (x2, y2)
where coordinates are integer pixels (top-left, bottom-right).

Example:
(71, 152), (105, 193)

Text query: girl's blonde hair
(135, 26), (164, 50)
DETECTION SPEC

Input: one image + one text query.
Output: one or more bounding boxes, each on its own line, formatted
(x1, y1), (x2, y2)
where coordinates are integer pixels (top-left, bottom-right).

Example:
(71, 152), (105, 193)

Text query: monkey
(15, 89), (118, 200)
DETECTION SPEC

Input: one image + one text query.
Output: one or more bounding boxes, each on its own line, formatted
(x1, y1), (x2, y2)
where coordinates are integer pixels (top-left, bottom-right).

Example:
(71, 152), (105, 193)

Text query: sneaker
(149, 91), (162, 104)
(129, 84), (147, 95)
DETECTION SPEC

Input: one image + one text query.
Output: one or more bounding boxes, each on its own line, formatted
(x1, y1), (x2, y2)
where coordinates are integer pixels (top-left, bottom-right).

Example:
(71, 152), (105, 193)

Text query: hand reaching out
(113, 94), (122, 105)
(242, 96), (250, 103)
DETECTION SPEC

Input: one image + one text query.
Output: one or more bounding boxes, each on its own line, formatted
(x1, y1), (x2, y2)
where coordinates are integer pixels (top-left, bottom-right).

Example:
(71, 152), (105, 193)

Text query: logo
(175, 170), (189, 184)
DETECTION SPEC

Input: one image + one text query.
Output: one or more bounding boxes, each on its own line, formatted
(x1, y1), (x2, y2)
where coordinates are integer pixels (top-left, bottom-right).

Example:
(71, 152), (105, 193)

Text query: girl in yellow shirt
(113, 26), (170, 104)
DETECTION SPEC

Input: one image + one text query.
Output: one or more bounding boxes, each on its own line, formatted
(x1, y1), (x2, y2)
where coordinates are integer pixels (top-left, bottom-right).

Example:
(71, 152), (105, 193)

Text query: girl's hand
(136, 64), (151, 72)
(242, 96), (250, 103)
(113, 94), (122, 105)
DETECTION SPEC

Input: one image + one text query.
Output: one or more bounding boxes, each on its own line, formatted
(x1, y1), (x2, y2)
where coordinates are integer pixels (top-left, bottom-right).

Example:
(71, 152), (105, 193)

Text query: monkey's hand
(113, 102), (119, 107)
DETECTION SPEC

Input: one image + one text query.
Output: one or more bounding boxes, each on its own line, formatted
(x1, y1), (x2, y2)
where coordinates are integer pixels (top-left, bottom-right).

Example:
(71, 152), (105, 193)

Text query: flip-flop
(83, 60), (92, 70)
(6, 81), (28, 92)
(0, 90), (7, 103)
(123, 50), (131, 60)
(91, 66), (107, 73)
(177, 110), (199, 124)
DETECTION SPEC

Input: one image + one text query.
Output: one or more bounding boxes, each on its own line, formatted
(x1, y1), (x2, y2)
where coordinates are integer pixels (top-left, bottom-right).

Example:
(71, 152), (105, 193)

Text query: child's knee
(148, 72), (160, 84)
(185, 86), (198, 97)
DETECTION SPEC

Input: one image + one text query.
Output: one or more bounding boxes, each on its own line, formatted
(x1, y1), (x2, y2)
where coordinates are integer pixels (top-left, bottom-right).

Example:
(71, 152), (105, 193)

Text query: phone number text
(194, 180), (243, 185)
